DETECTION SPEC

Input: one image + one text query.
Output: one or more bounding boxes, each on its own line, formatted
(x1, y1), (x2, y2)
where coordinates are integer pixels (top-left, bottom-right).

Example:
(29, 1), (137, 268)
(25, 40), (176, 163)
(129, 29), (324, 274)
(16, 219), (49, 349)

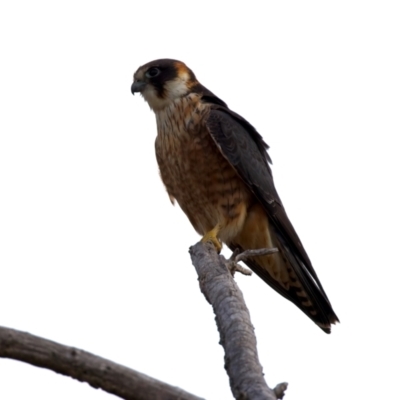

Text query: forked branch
(0, 241), (287, 400)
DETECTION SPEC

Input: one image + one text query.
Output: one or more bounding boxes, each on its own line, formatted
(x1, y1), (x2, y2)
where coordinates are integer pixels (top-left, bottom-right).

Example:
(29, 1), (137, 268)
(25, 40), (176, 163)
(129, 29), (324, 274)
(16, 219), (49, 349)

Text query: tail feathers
(279, 241), (339, 333)
(228, 243), (339, 333)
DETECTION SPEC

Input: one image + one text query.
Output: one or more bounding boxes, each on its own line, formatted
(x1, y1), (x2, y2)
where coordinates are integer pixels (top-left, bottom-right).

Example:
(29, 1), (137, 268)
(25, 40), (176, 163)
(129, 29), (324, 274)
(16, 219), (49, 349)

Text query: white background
(1, 1), (399, 399)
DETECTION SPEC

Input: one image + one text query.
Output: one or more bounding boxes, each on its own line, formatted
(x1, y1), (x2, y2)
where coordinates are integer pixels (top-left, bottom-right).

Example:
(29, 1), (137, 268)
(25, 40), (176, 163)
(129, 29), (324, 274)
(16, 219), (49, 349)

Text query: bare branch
(228, 260), (253, 276)
(273, 382), (289, 399)
(189, 241), (288, 400)
(234, 248), (279, 264)
(0, 326), (204, 400)
(0, 242), (287, 400)
(227, 247), (279, 277)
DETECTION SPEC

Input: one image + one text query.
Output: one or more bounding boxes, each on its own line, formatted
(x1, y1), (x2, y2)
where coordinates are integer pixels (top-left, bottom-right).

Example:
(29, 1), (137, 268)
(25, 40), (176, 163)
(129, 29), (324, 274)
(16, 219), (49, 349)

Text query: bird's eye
(146, 67), (160, 78)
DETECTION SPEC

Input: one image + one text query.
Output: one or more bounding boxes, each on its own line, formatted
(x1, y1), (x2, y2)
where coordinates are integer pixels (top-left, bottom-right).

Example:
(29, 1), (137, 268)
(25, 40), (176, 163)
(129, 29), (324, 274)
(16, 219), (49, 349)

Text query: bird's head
(131, 59), (198, 111)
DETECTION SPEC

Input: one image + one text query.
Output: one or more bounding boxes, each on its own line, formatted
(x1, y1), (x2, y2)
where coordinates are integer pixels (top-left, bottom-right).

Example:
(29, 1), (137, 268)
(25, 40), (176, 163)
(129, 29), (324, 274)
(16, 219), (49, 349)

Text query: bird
(131, 59), (339, 333)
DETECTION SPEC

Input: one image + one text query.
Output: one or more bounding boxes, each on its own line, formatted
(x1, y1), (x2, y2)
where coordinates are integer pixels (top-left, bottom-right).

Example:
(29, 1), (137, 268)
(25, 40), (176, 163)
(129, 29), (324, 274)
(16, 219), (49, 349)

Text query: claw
(201, 224), (222, 253)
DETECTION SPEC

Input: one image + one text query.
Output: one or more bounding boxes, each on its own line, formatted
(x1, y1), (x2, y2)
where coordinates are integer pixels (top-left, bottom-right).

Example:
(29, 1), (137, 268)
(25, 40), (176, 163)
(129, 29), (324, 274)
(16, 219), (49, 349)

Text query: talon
(201, 224), (222, 253)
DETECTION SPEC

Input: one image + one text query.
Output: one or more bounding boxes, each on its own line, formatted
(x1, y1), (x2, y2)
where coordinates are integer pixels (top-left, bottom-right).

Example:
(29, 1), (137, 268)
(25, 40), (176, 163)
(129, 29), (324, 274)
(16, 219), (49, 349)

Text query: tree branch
(0, 326), (204, 400)
(0, 242), (288, 400)
(189, 241), (288, 400)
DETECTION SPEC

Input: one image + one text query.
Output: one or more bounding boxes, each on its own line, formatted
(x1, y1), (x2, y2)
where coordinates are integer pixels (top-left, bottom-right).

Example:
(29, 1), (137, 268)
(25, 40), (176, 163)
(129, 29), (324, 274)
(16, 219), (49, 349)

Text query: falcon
(131, 59), (339, 333)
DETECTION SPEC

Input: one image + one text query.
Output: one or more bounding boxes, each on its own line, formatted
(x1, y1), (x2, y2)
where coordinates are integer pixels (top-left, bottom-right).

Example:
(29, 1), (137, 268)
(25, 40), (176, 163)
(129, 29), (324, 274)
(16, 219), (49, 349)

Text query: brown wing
(204, 105), (339, 332)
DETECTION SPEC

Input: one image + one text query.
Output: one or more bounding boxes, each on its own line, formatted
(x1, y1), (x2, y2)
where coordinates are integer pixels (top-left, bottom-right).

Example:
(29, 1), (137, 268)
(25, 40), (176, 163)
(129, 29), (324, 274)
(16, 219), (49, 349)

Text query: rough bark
(189, 241), (287, 400)
(0, 326), (204, 400)
(0, 241), (288, 399)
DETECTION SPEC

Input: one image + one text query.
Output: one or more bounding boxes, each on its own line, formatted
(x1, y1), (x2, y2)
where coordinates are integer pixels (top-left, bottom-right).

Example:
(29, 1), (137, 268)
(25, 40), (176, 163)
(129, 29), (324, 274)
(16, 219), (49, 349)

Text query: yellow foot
(201, 224), (222, 253)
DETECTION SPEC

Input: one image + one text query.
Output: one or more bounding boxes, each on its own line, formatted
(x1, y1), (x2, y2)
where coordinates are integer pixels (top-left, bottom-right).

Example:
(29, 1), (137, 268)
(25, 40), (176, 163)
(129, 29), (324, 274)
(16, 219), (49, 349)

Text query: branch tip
(274, 382), (289, 399)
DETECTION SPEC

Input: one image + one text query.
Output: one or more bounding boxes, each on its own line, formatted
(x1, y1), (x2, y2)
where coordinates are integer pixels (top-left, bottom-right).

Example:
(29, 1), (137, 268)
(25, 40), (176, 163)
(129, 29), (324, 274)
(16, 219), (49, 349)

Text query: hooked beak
(131, 81), (146, 95)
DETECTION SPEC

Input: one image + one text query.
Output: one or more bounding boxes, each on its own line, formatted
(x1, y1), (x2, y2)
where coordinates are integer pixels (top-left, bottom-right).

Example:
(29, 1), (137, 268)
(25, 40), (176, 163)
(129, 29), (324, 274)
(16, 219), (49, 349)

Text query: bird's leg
(201, 224), (222, 253)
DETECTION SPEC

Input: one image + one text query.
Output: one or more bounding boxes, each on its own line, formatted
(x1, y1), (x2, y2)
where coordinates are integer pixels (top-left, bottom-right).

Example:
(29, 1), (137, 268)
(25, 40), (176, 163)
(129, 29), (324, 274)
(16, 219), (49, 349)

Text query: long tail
(229, 206), (339, 333)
